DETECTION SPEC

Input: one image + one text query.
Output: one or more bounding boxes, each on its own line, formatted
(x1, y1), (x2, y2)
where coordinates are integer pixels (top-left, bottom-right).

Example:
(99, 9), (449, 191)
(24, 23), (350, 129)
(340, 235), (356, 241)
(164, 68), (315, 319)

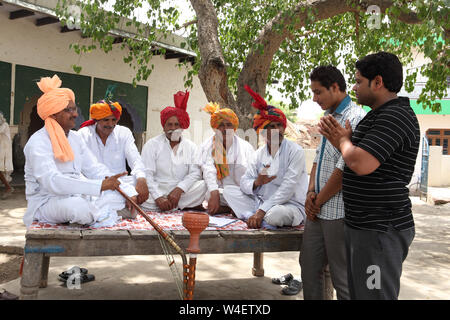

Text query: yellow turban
(80, 101), (122, 128)
(90, 101), (122, 120)
(203, 102), (239, 130)
(36, 75), (75, 162)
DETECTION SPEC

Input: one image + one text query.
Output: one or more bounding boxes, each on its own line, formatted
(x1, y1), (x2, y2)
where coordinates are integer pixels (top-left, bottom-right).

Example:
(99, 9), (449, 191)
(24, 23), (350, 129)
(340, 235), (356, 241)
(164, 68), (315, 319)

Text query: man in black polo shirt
(318, 52), (420, 299)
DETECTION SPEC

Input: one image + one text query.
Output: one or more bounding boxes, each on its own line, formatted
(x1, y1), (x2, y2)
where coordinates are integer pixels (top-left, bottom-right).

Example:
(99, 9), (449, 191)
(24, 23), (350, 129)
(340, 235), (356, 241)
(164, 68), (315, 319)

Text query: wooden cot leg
(252, 252), (264, 277)
(39, 256), (50, 288)
(323, 264), (334, 300)
(20, 253), (44, 300)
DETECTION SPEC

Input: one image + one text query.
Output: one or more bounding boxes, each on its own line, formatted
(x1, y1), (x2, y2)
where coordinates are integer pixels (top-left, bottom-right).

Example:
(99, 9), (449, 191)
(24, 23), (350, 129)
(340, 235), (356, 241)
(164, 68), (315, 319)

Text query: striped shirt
(343, 97), (420, 232)
(314, 95), (366, 220)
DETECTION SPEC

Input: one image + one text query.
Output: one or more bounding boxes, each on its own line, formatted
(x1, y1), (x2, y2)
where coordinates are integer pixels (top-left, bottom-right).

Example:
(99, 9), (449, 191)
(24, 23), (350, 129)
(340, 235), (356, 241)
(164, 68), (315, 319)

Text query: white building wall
(0, 11), (211, 143)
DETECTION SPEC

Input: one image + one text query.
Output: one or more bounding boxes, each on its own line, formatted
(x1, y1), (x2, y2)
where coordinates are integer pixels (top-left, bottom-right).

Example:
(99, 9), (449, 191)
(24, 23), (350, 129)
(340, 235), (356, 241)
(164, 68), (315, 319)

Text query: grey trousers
(344, 223), (415, 300)
(299, 218), (350, 300)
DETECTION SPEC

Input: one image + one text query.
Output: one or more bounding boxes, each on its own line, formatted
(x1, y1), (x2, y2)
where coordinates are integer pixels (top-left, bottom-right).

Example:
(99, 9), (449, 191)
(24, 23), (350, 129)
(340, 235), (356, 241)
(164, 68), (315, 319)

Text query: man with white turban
(23, 75), (137, 227)
(200, 102), (255, 215)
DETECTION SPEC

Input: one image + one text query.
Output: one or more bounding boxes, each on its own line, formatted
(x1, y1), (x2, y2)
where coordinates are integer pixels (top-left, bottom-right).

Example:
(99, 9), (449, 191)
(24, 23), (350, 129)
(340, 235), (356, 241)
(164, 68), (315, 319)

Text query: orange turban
(203, 102), (239, 130)
(160, 91), (190, 129)
(244, 85), (287, 133)
(80, 100), (122, 128)
(36, 75), (75, 162)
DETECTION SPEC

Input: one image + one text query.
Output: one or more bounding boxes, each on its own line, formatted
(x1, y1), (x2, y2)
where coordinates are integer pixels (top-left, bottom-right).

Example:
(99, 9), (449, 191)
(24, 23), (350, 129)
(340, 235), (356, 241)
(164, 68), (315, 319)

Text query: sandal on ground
(281, 279), (303, 296)
(0, 289), (19, 300)
(60, 273), (95, 285)
(271, 273), (293, 285)
(58, 267), (88, 282)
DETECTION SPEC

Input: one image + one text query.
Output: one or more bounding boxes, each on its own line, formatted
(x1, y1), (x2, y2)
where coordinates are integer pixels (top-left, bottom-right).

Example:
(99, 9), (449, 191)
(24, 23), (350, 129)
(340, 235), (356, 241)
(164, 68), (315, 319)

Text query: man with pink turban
(224, 85), (308, 230)
(140, 90), (206, 212)
(78, 100), (149, 217)
(200, 102), (255, 215)
(23, 75), (137, 227)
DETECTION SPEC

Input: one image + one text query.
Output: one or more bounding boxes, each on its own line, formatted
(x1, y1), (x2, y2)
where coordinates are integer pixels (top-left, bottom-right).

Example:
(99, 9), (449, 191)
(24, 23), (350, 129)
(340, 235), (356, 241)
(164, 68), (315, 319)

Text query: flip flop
(0, 289), (18, 300)
(58, 267), (88, 282)
(60, 273), (95, 285)
(271, 273), (293, 285)
(281, 279), (303, 296)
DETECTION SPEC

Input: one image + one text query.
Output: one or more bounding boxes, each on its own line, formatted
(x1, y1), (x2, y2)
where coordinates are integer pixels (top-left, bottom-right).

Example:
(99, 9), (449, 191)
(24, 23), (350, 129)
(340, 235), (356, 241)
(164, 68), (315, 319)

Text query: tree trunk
(191, 0), (427, 130)
(189, 0), (236, 109)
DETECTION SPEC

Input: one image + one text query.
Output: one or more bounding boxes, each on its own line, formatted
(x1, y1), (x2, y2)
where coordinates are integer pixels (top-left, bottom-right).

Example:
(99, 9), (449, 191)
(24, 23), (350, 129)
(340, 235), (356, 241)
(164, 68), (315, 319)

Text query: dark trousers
(344, 223), (415, 300)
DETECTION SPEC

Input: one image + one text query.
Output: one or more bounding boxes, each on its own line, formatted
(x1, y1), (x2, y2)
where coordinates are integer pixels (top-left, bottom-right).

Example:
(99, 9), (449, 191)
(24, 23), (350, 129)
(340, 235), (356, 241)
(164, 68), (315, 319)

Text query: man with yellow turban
(200, 102), (255, 215)
(141, 91), (206, 212)
(23, 75), (137, 227)
(224, 85), (308, 230)
(78, 100), (149, 217)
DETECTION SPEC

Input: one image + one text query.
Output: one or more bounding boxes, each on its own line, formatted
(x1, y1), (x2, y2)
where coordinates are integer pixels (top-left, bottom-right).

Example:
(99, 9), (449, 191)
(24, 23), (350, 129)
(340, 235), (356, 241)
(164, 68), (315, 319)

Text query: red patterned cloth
(29, 210), (304, 231)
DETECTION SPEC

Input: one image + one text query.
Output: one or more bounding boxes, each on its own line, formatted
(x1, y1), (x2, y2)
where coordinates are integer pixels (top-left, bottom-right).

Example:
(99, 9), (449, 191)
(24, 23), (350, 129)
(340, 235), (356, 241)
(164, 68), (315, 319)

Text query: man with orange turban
(224, 85), (308, 230)
(23, 75), (137, 228)
(78, 100), (149, 217)
(141, 91), (206, 212)
(200, 102), (255, 215)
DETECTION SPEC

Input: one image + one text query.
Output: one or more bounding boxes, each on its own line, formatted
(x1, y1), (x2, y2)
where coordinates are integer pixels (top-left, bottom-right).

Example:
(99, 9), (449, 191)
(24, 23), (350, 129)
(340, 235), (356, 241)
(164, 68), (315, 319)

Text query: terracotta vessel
(182, 212), (210, 253)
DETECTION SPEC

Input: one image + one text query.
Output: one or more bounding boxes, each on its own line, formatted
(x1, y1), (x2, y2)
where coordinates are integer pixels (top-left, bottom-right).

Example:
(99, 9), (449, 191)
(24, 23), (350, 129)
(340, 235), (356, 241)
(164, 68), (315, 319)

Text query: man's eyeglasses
(62, 106), (78, 113)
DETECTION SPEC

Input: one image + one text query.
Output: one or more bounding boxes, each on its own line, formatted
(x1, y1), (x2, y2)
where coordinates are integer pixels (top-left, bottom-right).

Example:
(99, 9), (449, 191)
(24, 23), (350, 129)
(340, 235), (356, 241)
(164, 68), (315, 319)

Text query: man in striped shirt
(300, 66), (366, 300)
(319, 52), (419, 299)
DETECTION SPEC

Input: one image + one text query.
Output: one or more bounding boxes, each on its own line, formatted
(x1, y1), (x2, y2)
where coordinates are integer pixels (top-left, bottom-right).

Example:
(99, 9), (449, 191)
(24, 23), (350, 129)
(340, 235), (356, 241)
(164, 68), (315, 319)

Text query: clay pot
(182, 212), (210, 253)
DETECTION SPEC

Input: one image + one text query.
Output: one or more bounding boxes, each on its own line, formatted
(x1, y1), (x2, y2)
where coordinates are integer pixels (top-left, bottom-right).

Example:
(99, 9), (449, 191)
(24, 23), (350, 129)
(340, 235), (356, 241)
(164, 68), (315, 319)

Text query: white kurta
(140, 133), (206, 210)
(0, 120), (13, 174)
(78, 124), (146, 180)
(23, 128), (136, 227)
(225, 138), (308, 228)
(200, 134), (255, 205)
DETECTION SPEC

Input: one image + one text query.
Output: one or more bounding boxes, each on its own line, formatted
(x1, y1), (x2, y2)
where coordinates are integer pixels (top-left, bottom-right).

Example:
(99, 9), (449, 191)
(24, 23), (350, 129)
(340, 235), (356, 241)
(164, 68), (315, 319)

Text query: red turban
(80, 100), (122, 128)
(244, 85), (287, 133)
(160, 91), (190, 129)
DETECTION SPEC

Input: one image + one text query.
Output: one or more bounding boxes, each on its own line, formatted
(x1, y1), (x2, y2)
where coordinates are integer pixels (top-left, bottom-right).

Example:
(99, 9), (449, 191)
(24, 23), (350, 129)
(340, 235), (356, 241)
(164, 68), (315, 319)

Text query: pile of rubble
(285, 119), (321, 150)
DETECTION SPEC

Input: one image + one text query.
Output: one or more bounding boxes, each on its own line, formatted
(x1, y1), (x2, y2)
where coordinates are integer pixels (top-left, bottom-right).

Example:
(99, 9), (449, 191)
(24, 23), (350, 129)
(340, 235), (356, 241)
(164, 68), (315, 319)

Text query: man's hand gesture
(101, 172), (127, 191)
(207, 190), (220, 215)
(253, 165), (276, 189)
(247, 209), (266, 229)
(135, 178), (149, 205)
(168, 187), (184, 209)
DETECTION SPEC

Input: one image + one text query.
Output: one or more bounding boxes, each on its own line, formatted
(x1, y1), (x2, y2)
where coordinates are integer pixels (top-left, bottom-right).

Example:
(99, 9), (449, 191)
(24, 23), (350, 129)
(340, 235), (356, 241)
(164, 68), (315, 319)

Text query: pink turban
(160, 91), (190, 129)
(36, 75), (75, 162)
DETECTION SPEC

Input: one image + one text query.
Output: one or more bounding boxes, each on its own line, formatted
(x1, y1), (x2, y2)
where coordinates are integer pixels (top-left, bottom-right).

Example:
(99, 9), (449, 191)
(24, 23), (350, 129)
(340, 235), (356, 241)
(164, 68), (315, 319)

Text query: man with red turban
(224, 85), (308, 230)
(23, 75), (137, 228)
(78, 100), (149, 217)
(200, 102), (255, 215)
(141, 91), (206, 212)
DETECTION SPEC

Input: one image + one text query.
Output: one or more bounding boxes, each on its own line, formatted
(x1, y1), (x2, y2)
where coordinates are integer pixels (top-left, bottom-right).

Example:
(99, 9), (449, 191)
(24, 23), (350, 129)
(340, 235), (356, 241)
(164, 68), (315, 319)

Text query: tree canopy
(56, 0), (449, 129)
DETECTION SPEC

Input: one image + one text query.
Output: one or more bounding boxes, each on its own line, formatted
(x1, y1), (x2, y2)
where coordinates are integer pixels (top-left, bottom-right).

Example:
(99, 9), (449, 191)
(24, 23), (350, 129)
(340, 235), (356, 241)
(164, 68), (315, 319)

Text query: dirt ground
(0, 187), (449, 299)
(0, 253), (22, 284)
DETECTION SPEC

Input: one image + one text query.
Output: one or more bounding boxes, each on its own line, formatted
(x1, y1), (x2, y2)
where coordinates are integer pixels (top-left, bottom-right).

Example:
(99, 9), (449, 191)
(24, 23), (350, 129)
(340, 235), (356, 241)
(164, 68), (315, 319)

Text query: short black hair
(355, 52), (403, 93)
(310, 65), (347, 92)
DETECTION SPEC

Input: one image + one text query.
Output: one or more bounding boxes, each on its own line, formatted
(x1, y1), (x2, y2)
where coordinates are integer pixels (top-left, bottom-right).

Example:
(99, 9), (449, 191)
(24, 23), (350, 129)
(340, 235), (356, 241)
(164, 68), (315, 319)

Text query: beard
(167, 128), (183, 141)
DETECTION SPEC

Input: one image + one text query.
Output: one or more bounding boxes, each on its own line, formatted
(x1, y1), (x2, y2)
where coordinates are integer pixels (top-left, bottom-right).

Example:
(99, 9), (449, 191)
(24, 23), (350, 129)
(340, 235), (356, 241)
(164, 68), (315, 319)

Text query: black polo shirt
(343, 97), (420, 232)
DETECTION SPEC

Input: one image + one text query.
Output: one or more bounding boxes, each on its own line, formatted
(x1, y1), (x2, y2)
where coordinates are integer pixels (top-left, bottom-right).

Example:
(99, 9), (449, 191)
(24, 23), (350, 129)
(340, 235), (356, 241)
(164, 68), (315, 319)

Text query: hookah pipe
(115, 187), (209, 300)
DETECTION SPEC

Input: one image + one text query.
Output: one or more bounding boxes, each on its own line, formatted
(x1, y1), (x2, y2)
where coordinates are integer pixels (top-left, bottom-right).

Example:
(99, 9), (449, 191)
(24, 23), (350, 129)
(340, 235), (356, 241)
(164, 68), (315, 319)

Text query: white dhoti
(142, 180), (207, 211)
(223, 185), (304, 228)
(35, 187), (134, 227)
